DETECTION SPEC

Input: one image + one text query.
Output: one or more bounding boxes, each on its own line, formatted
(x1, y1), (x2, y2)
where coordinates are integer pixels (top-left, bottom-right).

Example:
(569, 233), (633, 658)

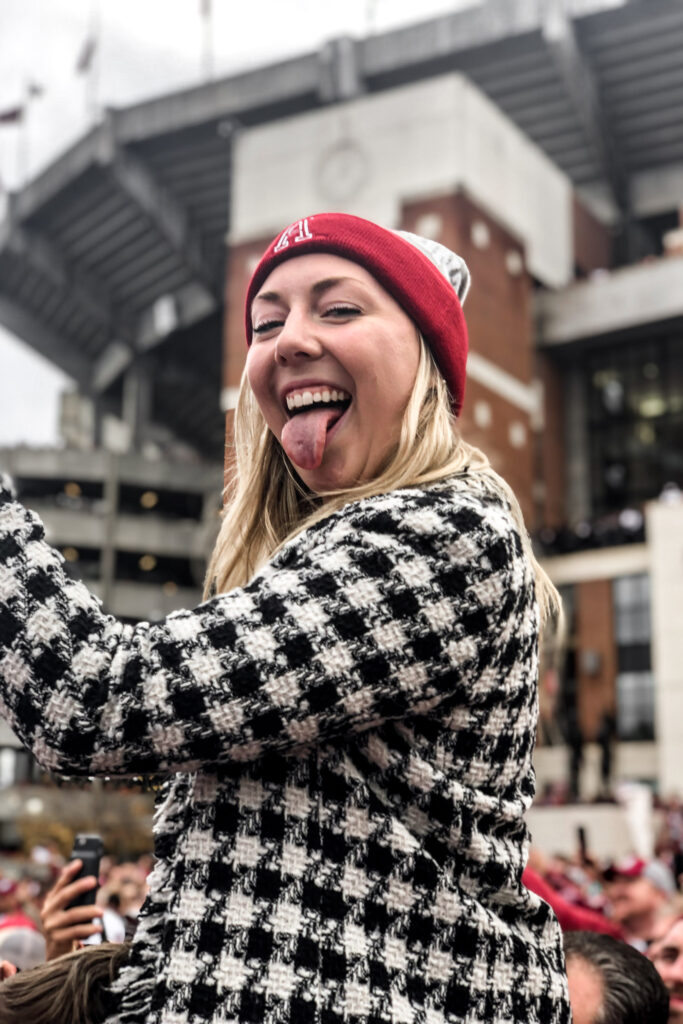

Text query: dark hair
(563, 931), (669, 1024)
(0, 941), (130, 1024)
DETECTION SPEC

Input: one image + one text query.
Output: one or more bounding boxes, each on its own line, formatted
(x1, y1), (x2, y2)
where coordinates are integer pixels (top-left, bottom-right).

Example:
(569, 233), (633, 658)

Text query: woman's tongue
(281, 406), (344, 470)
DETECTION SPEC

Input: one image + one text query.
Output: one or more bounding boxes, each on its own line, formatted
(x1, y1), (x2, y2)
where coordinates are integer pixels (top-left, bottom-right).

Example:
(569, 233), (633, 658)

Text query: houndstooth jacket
(0, 471), (570, 1024)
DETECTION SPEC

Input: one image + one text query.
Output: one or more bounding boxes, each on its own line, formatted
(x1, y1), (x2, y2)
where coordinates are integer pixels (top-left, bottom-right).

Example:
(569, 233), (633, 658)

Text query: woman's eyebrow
(254, 277), (362, 305)
(310, 276), (359, 297)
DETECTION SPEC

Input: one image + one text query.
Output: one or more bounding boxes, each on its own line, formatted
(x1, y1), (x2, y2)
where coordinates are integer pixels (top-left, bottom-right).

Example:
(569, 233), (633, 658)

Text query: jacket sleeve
(0, 473), (534, 777)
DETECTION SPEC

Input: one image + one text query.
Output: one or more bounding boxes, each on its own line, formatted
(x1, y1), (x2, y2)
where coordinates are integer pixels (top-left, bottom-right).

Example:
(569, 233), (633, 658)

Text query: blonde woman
(0, 213), (570, 1023)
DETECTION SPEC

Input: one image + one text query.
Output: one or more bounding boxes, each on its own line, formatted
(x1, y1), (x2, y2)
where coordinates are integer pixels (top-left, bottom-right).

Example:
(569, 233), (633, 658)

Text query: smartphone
(66, 834), (103, 909)
(577, 825), (588, 865)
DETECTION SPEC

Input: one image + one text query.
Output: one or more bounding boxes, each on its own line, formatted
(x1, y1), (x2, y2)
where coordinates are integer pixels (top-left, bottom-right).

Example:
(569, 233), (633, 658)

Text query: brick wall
(575, 578), (617, 740)
(401, 192), (535, 523)
(535, 352), (566, 528)
(573, 195), (612, 276)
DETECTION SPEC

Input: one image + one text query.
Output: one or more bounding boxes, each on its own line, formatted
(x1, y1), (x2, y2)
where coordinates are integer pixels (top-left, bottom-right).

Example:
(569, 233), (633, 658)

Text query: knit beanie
(245, 213), (470, 415)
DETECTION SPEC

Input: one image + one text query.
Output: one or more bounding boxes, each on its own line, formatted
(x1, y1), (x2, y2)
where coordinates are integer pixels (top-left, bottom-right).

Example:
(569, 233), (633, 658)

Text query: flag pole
(366, 0), (379, 35)
(76, 0), (101, 125)
(201, 0), (214, 82)
(88, 0), (101, 125)
(0, 102), (24, 191)
(17, 81), (44, 188)
(17, 83), (30, 188)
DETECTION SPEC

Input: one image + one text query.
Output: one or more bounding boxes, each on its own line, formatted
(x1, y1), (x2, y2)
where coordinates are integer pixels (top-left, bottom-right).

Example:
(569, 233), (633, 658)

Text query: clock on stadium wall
(316, 138), (370, 204)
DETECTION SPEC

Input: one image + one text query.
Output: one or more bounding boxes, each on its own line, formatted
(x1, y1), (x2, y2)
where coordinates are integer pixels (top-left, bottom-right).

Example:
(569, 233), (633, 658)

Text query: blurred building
(0, 443), (222, 798)
(1, 0), (682, 797)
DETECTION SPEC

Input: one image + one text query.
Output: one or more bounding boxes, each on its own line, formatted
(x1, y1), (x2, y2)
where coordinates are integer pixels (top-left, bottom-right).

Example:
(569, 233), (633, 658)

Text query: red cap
(606, 857), (647, 879)
(245, 213), (469, 415)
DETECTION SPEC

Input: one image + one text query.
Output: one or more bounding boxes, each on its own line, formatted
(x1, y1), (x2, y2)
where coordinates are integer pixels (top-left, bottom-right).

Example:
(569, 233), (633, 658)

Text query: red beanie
(245, 213), (470, 415)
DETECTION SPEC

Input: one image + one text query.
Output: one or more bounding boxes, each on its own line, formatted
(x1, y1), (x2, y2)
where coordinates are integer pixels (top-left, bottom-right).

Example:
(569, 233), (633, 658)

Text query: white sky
(0, 0), (478, 447)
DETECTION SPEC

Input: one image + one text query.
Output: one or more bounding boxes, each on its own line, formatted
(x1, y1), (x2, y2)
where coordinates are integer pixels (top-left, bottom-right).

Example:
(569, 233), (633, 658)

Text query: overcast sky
(0, 0), (477, 447)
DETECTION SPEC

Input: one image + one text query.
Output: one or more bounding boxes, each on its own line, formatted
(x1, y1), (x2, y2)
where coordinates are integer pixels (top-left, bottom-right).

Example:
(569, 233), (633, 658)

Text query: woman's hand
(40, 859), (103, 960)
(0, 960), (17, 980)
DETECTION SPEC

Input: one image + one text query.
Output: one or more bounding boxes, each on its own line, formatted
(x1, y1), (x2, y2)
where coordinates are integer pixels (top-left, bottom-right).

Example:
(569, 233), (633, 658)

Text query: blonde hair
(205, 338), (559, 623)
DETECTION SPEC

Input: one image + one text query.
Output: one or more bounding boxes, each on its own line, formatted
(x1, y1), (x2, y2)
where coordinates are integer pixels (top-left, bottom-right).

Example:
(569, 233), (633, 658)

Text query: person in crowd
(0, 875), (40, 931)
(656, 799), (683, 890)
(0, 872), (46, 971)
(563, 930), (669, 1024)
(596, 709), (616, 800)
(603, 856), (678, 949)
(0, 941), (130, 1024)
(0, 213), (571, 1022)
(0, 923), (46, 971)
(523, 862), (623, 938)
(649, 916), (683, 1022)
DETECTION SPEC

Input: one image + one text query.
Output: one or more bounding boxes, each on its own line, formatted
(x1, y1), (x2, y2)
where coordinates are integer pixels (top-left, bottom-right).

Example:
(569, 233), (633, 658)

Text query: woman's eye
(252, 319), (282, 334)
(323, 305), (361, 319)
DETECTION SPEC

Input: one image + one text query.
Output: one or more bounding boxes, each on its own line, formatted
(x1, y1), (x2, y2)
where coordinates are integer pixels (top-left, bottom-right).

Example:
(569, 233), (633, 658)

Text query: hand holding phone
(66, 834), (103, 908)
(41, 837), (105, 961)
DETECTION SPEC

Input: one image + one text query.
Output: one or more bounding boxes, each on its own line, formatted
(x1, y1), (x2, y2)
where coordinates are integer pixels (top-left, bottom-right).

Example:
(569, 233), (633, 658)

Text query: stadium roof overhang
(1, 0), (681, 456)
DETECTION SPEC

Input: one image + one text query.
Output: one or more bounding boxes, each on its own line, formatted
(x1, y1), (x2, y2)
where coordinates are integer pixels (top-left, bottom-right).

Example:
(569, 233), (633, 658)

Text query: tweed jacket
(0, 472), (570, 1024)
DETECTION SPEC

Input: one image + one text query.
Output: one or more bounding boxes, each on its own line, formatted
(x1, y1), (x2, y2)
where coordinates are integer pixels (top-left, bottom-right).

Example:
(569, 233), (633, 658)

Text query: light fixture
(140, 490), (159, 509)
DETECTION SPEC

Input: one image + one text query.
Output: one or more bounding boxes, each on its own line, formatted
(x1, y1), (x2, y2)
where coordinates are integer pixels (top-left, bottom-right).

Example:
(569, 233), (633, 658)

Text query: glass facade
(613, 574), (654, 742)
(586, 331), (683, 515)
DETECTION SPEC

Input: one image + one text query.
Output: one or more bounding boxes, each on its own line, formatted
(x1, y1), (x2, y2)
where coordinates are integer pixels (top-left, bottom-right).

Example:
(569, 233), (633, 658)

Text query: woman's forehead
(256, 252), (376, 297)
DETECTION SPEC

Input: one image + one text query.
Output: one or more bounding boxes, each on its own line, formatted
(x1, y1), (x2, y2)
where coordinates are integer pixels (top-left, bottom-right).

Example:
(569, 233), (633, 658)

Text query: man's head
(604, 858), (676, 936)
(649, 918), (683, 1023)
(564, 930), (669, 1024)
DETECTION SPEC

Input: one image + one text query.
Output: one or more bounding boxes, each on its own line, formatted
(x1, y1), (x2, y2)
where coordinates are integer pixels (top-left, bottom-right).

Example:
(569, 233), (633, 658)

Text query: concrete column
(564, 365), (591, 523)
(100, 454), (119, 612)
(122, 361), (152, 451)
(647, 499), (683, 794)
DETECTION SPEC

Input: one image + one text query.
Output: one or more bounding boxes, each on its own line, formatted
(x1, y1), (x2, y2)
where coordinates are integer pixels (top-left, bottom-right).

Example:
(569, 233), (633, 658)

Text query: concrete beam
(361, 0), (631, 79)
(541, 544), (649, 586)
(96, 114), (219, 299)
(0, 292), (89, 386)
(91, 340), (134, 394)
(7, 222), (129, 338)
(136, 282), (215, 352)
(114, 54), (321, 144)
(0, 444), (222, 492)
(536, 257), (683, 345)
(541, 0), (628, 213)
(11, 128), (100, 223)
(318, 37), (363, 103)
(1, 194), (141, 358)
(631, 163), (683, 217)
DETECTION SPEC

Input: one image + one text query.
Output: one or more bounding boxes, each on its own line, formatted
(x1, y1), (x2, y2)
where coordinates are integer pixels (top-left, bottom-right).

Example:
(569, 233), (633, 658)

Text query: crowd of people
(0, 844), (149, 966)
(0, 834), (682, 1022)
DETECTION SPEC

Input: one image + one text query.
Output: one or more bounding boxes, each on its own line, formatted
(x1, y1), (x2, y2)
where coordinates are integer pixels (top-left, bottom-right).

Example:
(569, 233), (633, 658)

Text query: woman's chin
(297, 458), (358, 496)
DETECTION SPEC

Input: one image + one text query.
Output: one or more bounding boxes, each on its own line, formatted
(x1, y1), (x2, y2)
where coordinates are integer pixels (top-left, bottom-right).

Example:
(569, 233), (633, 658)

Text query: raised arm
(0, 474), (533, 777)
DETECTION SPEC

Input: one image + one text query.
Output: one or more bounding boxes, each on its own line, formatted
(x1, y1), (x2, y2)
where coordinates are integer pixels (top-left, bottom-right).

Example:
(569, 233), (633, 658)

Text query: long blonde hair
(205, 338), (559, 623)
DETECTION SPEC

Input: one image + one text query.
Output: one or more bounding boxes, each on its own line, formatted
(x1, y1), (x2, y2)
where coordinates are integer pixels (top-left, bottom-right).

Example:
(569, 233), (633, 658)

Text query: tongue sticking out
(281, 406), (345, 470)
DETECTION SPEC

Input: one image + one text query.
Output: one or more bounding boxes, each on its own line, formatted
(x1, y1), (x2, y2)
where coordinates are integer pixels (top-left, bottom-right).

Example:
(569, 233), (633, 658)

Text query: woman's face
(247, 253), (421, 493)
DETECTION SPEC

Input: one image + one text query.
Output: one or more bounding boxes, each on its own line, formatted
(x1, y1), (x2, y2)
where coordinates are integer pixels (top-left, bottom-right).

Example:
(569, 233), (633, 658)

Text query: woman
(0, 213), (570, 1023)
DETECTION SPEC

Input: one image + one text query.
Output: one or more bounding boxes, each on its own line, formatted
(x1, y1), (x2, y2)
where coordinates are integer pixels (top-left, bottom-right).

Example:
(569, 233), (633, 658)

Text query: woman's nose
(274, 311), (323, 365)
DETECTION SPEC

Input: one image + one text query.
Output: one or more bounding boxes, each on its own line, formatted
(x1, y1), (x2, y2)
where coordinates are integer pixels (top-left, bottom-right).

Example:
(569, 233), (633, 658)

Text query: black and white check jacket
(0, 472), (570, 1024)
